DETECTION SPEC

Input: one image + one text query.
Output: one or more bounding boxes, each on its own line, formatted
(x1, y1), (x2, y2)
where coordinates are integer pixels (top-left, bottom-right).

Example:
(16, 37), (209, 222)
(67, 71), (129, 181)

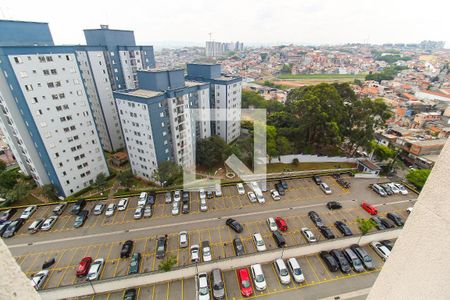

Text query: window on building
(13, 57), (22, 64)
(24, 84), (33, 91)
(19, 71), (28, 78)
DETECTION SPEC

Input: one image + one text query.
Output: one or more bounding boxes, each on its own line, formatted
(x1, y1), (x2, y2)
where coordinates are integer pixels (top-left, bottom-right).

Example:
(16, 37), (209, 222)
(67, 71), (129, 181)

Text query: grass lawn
(277, 73), (366, 80)
(267, 162), (356, 173)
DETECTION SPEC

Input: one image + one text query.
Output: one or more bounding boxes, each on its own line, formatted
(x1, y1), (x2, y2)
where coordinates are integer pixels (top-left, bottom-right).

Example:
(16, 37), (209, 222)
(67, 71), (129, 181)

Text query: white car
(247, 192), (257, 203)
(301, 227), (317, 243)
(387, 182), (400, 194)
(253, 233), (267, 252)
(236, 183), (245, 195)
(199, 188), (206, 200)
(86, 258), (104, 281)
(20, 205), (37, 220)
(172, 201), (180, 215)
(215, 184), (222, 197)
(105, 203), (116, 217)
(164, 192), (172, 203)
(190, 245), (200, 262)
(93, 203), (105, 215)
(406, 207), (413, 214)
(133, 207), (143, 219)
(41, 216), (58, 231)
(270, 189), (281, 200)
(200, 199), (208, 212)
(179, 231), (188, 248)
(202, 242), (212, 262)
(370, 241), (391, 261)
(267, 217), (278, 232)
(287, 257), (305, 283)
(395, 183), (409, 195)
(138, 192), (148, 207)
(143, 205), (152, 218)
(30, 270), (49, 290)
(250, 263), (267, 291)
(173, 190), (181, 202)
(320, 182), (332, 194)
(274, 258), (291, 285)
(197, 272), (210, 300)
(117, 198), (129, 211)
(256, 192), (265, 204)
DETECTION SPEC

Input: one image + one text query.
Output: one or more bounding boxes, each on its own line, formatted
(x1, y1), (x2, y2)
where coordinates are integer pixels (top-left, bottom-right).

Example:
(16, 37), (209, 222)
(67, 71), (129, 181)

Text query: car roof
(288, 257), (300, 268)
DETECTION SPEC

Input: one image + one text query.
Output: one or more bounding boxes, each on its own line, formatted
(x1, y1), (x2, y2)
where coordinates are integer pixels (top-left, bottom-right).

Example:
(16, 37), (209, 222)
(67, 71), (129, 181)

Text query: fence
(267, 154), (357, 164)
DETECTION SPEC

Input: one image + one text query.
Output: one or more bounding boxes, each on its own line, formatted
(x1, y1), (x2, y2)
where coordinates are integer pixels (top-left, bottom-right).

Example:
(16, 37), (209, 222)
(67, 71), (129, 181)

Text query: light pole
(88, 279), (96, 295)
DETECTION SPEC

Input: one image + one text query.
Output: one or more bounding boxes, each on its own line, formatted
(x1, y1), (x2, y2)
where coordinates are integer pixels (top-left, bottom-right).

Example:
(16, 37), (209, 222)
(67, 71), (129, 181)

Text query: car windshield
(75, 216), (82, 222)
(130, 260), (137, 267)
(364, 256), (372, 262)
(204, 249), (210, 255)
(255, 274), (264, 282)
(256, 240), (264, 246)
(293, 268), (302, 275)
(199, 287), (208, 295)
(214, 282), (224, 290)
(280, 269), (288, 276)
(241, 280), (250, 288)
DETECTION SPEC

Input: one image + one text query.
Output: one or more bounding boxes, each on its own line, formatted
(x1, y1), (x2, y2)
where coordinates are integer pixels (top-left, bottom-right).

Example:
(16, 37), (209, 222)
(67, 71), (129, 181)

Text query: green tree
(158, 255), (177, 272)
(241, 90), (267, 109)
(406, 169), (431, 190)
(370, 141), (395, 161)
(42, 184), (58, 200)
(0, 160), (6, 173)
(276, 136), (293, 155)
(356, 217), (375, 245)
(94, 173), (108, 192)
(280, 63), (292, 74)
(6, 182), (30, 204)
(196, 136), (228, 169)
(266, 125), (278, 162)
(117, 170), (133, 188)
(0, 171), (18, 189)
(153, 161), (183, 187)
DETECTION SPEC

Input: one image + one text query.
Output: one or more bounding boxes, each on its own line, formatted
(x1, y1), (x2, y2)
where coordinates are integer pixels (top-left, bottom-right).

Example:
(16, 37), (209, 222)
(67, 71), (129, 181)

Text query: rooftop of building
(0, 19), (48, 25)
(408, 138), (447, 147)
(122, 89), (163, 98)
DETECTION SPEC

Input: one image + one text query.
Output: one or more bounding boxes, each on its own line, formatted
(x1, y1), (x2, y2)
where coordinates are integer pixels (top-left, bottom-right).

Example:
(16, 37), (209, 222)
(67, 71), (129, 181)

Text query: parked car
(236, 183), (245, 195)
(138, 192), (148, 207)
(0, 221), (11, 236)
(28, 218), (45, 234)
(226, 218), (243, 233)
(156, 236), (167, 259)
(381, 184), (393, 195)
(320, 182), (332, 194)
(30, 270), (49, 290)
(142, 205), (152, 218)
(275, 217), (288, 231)
(387, 182), (400, 194)
(371, 184), (387, 197)
(343, 248), (365, 273)
(395, 183), (409, 195)
(327, 201), (342, 210)
(123, 289), (137, 300)
(199, 188), (206, 200)
(76, 257), (92, 277)
(164, 192), (172, 204)
(200, 198), (208, 212)
(190, 245), (200, 262)
(41, 216), (58, 231)
(308, 211), (325, 227)
(361, 202), (378, 215)
(171, 201), (180, 216)
(93, 203), (105, 215)
(2, 219), (24, 238)
(270, 189), (281, 200)
(0, 208), (17, 222)
(274, 258), (291, 285)
(266, 217), (278, 232)
(319, 226), (335, 239)
(211, 268), (225, 299)
(406, 207), (413, 214)
(173, 190), (181, 202)
(182, 202), (190, 214)
(287, 257), (305, 283)
(104, 203), (116, 217)
(121, 240), (134, 258)
(52, 204), (66, 216)
(253, 233), (267, 252)
(387, 212), (404, 226)
(335, 221), (353, 236)
(133, 207), (143, 219)
(312, 175), (322, 185)
(380, 240), (395, 251)
(350, 244), (375, 270)
(197, 272), (210, 300)
(42, 258), (55, 269)
(279, 180), (288, 190)
(301, 227), (317, 243)
(255, 192), (265, 204)
(275, 183), (285, 195)
(86, 258), (104, 281)
(370, 241), (391, 261)
(371, 216), (387, 230)
(379, 217), (395, 229)
(71, 199), (86, 215)
(147, 193), (155, 206)
(207, 190), (214, 199)
(250, 263), (267, 291)
(179, 231), (188, 248)
(237, 268), (253, 297)
(247, 192), (257, 203)
(214, 184), (222, 197)
(128, 252), (141, 275)
(272, 230), (286, 248)
(182, 191), (190, 203)
(233, 238), (245, 256)
(202, 241), (212, 262)
(117, 198), (129, 211)
(320, 251), (338, 272)
(73, 210), (89, 228)
(20, 205), (37, 220)
(332, 249), (356, 273)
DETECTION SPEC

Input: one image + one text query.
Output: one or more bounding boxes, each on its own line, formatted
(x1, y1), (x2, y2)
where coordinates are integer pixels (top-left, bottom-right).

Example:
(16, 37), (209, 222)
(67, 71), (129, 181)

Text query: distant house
(111, 152), (129, 167)
(357, 159), (381, 176)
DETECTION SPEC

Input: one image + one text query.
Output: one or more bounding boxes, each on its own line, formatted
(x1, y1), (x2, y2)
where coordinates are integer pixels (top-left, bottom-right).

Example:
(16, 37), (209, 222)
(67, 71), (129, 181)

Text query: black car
(379, 217), (395, 229)
(0, 221), (12, 236)
(121, 240), (134, 258)
(279, 179), (288, 190)
(2, 219), (24, 238)
(206, 191), (214, 199)
(275, 183), (285, 195)
(320, 251), (338, 272)
(226, 218), (243, 233)
(326, 201), (342, 210)
(156, 236), (167, 259)
(182, 191), (190, 203)
(272, 230), (286, 247)
(380, 240), (395, 251)
(308, 211), (324, 227)
(312, 175), (322, 185)
(73, 210), (89, 228)
(71, 199), (86, 215)
(233, 238), (245, 256)
(182, 202), (190, 214)
(319, 226), (335, 239)
(0, 208), (17, 222)
(42, 258), (56, 269)
(330, 249), (351, 273)
(350, 244), (376, 270)
(370, 216), (386, 230)
(147, 194), (155, 206)
(335, 221), (353, 236)
(123, 288), (137, 300)
(386, 212), (404, 226)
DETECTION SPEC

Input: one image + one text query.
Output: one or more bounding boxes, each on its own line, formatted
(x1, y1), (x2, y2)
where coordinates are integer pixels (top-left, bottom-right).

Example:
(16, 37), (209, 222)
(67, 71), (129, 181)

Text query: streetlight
(88, 279), (96, 295)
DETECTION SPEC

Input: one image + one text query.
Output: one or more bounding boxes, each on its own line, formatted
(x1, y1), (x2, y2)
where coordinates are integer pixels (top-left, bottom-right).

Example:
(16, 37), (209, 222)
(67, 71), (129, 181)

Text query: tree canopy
(153, 161), (183, 187)
(406, 169), (431, 190)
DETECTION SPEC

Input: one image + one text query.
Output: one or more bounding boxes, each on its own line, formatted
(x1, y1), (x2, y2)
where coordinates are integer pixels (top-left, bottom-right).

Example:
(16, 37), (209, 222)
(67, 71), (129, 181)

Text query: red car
(76, 257), (92, 277)
(275, 217), (288, 231)
(361, 202), (378, 215)
(237, 268), (253, 297)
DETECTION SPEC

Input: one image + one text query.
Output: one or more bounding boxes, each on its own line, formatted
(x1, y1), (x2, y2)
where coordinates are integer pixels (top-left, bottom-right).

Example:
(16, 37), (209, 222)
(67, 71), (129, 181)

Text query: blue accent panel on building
(187, 63), (221, 79)
(137, 69), (185, 91)
(84, 28), (136, 48)
(0, 20), (54, 46)
(141, 46), (156, 68)
(148, 102), (171, 162)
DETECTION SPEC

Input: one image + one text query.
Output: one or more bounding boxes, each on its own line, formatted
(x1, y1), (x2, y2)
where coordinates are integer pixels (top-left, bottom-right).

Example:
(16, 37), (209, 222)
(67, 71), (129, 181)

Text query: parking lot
(73, 244), (386, 300)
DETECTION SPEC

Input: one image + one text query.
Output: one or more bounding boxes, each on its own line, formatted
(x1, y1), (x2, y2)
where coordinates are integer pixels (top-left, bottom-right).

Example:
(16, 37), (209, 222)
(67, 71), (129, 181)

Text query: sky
(1, 0), (449, 48)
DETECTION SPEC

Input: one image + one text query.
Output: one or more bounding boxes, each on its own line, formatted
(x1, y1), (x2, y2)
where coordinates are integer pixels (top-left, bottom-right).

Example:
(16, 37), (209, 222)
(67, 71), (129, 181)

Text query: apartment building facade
(114, 69), (210, 180)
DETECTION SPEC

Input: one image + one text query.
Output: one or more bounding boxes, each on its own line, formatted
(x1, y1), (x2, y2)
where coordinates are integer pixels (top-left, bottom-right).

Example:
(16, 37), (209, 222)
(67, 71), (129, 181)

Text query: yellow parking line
(57, 249), (79, 287)
(152, 284), (155, 299)
(166, 281), (170, 300)
(315, 254), (336, 279)
(181, 278), (184, 300)
(305, 256), (320, 282)
(25, 254), (42, 274)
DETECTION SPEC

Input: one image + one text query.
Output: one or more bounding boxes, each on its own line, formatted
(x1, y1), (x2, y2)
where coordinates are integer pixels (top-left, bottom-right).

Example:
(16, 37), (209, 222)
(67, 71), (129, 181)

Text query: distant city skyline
(0, 0), (449, 48)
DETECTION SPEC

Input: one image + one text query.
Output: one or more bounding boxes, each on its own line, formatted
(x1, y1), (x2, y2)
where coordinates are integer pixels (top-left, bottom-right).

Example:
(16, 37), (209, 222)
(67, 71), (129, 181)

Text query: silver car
(179, 231), (188, 248)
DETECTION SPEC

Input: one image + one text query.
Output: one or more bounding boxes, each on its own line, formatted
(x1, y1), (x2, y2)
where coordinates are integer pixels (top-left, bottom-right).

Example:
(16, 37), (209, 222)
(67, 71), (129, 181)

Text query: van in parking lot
(287, 257), (305, 283)
(274, 258), (291, 284)
(250, 264), (267, 291)
(272, 230), (286, 248)
(28, 218), (44, 234)
(211, 268), (225, 299)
